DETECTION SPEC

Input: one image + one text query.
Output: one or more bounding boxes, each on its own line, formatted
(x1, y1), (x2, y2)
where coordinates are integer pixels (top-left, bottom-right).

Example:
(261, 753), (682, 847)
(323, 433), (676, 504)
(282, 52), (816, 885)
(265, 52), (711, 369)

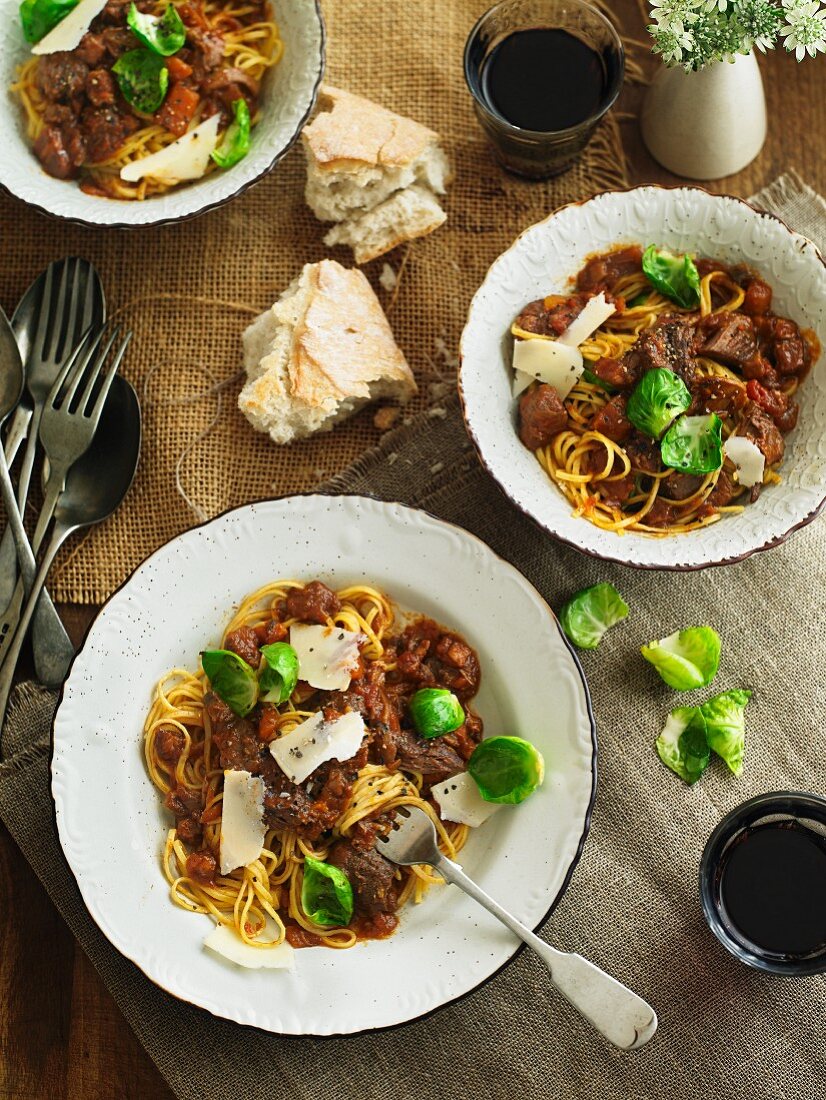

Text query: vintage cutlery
(377, 806), (658, 1051)
(0, 367), (140, 733)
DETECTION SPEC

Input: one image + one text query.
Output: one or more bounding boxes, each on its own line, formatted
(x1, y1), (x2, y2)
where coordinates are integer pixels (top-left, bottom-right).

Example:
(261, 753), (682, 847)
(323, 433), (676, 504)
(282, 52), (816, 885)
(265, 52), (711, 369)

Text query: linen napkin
(0, 173), (824, 1100)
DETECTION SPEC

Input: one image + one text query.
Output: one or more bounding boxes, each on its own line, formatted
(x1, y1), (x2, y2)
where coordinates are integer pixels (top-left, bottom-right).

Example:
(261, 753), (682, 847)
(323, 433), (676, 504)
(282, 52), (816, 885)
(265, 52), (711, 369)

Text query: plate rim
(458, 182), (826, 572)
(49, 492), (598, 1037)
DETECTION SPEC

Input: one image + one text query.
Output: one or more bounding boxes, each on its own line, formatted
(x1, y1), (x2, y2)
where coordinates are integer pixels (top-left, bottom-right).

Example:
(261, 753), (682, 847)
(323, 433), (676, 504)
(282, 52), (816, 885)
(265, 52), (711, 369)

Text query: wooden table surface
(1, 3), (824, 1096)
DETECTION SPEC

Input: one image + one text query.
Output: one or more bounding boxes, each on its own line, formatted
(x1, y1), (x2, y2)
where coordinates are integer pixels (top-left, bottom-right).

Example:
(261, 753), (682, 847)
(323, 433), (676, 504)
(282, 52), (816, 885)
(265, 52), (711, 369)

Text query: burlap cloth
(0, 174), (823, 1100)
(0, 0), (629, 604)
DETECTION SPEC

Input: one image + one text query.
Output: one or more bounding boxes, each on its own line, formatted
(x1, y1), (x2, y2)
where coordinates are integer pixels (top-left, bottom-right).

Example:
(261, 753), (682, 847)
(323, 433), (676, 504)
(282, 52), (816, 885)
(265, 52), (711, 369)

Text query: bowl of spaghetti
(459, 186), (826, 570)
(0, 0), (324, 226)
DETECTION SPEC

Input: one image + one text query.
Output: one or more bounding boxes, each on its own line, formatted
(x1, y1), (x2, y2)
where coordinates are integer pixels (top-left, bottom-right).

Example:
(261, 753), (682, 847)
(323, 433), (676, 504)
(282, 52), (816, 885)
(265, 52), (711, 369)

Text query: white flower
(649, 0), (703, 30)
(781, 0), (826, 57)
(703, 0), (730, 12)
(650, 21), (696, 62)
(734, 0), (786, 50)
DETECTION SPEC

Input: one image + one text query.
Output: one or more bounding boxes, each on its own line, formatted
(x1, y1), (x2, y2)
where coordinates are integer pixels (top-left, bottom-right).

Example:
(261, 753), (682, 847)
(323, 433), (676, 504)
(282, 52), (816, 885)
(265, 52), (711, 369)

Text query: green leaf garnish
(409, 688), (464, 739)
(641, 626), (721, 691)
(626, 367), (691, 439)
(701, 689), (752, 777)
(127, 2), (186, 56)
(112, 49), (169, 114)
(581, 367), (617, 393)
(468, 736), (545, 805)
(201, 649), (258, 717)
(656, 706), (710, 784)
(642, 245), (701, 309)
(211, 98), (251, 169)
(301, 855), (354, 927)
(660, 413), (723, 475)
(258, 642), (298, 704)
(559, 582), (629, 650)
(19, 0), (78, 42)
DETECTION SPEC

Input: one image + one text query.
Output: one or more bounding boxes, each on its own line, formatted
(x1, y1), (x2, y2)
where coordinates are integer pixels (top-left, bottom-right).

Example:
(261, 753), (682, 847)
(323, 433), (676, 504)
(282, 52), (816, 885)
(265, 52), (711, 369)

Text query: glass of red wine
(464, 0), (624, 178)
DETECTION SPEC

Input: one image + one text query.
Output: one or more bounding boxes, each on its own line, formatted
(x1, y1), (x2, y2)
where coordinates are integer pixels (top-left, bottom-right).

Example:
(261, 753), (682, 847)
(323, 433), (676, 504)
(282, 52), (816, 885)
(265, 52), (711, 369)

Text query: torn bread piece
(302, 84), (449, 262)
(239, 260), (417, 444)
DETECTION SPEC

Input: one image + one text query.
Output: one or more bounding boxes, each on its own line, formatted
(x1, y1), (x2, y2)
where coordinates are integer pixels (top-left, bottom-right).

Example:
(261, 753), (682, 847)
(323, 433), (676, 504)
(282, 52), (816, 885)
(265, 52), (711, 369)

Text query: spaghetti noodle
(144, 580), (479, 953)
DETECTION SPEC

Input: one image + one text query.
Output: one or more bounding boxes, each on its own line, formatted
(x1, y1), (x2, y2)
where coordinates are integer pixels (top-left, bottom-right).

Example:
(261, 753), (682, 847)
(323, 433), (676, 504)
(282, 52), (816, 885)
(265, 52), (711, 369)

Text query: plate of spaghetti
(51, 495), (596, 1034)
(0, 0), (324, 225)
(460, 186), (826, 570)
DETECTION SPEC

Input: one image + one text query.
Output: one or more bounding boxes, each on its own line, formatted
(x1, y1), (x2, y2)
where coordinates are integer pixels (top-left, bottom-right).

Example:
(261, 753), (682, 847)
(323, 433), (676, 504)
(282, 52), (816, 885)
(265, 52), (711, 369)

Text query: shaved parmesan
(120, 115), (221, 184)
(203, 924), (295, 970)
(723, 435), (765, 488)
(290, 623), (362, 692)
(431, 771), (502, 828)
(270, 710), (365, 785)
(512, 337), (584, 400)
(557, 292), (616, 348)
(512, 368), (535, 398)
(219, 770), (266, 875)
(32, 0), (107, 54)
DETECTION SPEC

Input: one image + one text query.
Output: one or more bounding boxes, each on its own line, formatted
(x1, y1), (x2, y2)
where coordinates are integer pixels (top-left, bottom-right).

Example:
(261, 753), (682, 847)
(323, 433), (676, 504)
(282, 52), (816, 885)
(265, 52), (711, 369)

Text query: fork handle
(433, 854), (657, 1051)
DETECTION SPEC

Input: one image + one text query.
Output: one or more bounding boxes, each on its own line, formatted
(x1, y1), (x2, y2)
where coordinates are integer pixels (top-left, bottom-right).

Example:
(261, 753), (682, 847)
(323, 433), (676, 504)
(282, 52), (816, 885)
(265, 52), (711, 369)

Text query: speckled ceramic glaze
(0, 0), (324, 227)
(459, 186), (826, 570)
(51, 496), (596, 1035)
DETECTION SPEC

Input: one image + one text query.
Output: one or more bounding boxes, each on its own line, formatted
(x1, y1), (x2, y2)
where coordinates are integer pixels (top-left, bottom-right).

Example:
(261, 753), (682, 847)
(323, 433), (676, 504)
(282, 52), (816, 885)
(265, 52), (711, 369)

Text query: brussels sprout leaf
(301, 855), (354, 927)
(581, 367), (617, 393)
(468, 736), (545, 804)
(211, 98), (251, 169)
(642, 245), (701, 309)
(701, 689), (752, 777)
(626, 368), (691, 439)
(409, 688), (464, 738)
(112, 49), (169, 113)
(201, 649), (258, 717)
(656, 706), (711, 784)
(19, 0), (78, 42)
(641, 626), (721, 691)
(559, 583), (629, 650)
(660, 413), (723, 475)
(259, 642), (298, 704)
(127, 2), (186, 56)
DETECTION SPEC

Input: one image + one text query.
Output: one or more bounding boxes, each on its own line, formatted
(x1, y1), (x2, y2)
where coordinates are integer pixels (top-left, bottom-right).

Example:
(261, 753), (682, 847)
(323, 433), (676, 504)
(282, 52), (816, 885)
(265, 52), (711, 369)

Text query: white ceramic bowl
(51, 496), (597, 1034)
(0, 0), (324, 227)
(459, 186), (826, 570)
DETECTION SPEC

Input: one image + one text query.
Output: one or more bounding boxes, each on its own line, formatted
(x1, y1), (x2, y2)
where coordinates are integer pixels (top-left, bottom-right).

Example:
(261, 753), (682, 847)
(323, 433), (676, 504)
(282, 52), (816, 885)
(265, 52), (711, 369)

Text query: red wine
(720, 821), (826, 956)
(479, 28), (616, 132)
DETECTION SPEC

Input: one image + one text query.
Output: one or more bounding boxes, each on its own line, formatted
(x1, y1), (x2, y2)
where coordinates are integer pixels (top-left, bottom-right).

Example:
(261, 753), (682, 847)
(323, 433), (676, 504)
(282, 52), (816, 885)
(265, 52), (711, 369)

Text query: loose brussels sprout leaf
(626, 368), (691, 440)
(112, 49), (169, 114)
(559, 582), (629, 650)
(201, 649), (258, 717)
(581, 367), (616, 393)
(701, 689), (752, 777)
(656, 706), (711, 784)
(211, 98), (251, 169)
(19, 0), (78, 42)
(127, 2), (186, 56)
(642, 245), (701, 309)
(301, 855), (354, 927)
(468, 736), (545, 804)
(641, 626), (721, 691)
(660, 413), (723, 475)
(259, 642), (298, 704)
(409, 688), (464, 738)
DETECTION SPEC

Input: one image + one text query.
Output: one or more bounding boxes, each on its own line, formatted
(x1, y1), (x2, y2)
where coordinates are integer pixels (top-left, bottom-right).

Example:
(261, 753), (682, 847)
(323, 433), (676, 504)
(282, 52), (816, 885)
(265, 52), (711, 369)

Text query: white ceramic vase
(641, 52), (767, 180)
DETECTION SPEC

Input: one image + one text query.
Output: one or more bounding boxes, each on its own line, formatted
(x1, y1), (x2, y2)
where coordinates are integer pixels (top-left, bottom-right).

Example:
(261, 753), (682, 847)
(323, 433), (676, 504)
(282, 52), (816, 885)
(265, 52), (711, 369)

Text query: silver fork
(0, 326), (130, 679)
(377, 806), (658, 1051)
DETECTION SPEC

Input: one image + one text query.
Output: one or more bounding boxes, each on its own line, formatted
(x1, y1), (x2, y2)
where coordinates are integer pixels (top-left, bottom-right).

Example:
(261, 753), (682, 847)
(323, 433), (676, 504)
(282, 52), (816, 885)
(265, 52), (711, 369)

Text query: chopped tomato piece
(166, 56), (194, 82)
(155, 83), (200, 138)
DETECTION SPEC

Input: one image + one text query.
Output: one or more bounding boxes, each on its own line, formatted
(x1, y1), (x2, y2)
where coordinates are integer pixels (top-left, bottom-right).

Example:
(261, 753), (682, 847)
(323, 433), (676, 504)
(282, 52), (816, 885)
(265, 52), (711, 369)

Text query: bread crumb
(427, 380), (452, 402)
(387, 452), (399, 465)
(434, 334), (458, 370)
(379, 263), (397, 292)
(373, 406), (400, 432)
(427, 406), (447, 419)
(430, 462), (444, 474)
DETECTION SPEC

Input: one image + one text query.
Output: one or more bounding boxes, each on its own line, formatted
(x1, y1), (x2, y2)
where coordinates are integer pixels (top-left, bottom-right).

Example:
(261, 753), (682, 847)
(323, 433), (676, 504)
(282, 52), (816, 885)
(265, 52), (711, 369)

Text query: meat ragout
(160, 581), (484, 946)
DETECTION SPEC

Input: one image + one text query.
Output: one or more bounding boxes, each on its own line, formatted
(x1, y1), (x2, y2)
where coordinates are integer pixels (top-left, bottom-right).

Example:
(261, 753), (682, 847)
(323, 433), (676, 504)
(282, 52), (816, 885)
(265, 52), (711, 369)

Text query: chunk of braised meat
(697, 312), (758, 369)
(442, 712), (484, 761)
(263, 755), (361, 843)
(81, 105), (140, 162)
(745, 379), (798, 433)
(590, 393), (631, 442)
(641, 498), (677, 528)
(187, 26), (226, 70)
(155, 726), (186, 764)
(74, 32), (107, 66)
(186, 849), (217, 885)
(600, 473), (635, 509)
(201, 67), (259, 114)
(688, 377), (748, 418)
(741, 279), (772, 316)
(100, 27), (138, 57)
(624, 431), (662, 474)
(38, 54), (89, 101)
(224, 625), (261, 668)
(255, 618), (288, 645)
(377, 726), (464, 785)
(286, 580), (341, 624)
(591, 356), (635, 389)
(395, 640), (437, 687)
(706, 467), (740, 508)
(576, 245), (643, 294)
(737, 401), (785, 466)
(518, 384), (568, 451)
(625, 318), (697, 383)
(434, 633), (480, 698)
(165, 784), (203, 844)
(85, 68), (116, 107)
(327, 840), (397, 917)
(514, 293), (589, 337)
(661, 472), (703, 501)
(206, 693), (265, 773)
(33, 127), (78, 180)
(769, 317), (809, 377)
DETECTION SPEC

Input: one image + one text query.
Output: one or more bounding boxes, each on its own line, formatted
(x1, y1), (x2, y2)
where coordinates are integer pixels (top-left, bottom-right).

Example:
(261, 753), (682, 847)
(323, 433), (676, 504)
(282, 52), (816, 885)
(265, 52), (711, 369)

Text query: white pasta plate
(459, 186), (826, 570)
(0, 0), (324, 227)
(51, 495), (596, 1035)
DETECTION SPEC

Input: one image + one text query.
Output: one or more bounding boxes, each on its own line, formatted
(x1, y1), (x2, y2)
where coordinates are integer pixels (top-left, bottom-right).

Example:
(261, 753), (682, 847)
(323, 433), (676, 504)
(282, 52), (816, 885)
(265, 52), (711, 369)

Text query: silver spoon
(377, 806), (658, 1051)
(0, 374), (141, 740)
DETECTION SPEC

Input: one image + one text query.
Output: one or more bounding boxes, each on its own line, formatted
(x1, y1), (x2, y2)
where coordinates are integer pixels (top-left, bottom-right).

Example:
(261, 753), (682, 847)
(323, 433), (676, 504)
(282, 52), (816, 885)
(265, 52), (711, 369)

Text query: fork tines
(48, 326), (132, 419)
